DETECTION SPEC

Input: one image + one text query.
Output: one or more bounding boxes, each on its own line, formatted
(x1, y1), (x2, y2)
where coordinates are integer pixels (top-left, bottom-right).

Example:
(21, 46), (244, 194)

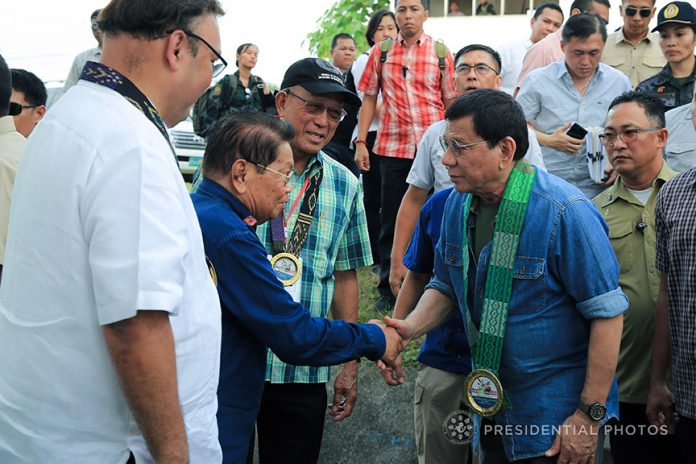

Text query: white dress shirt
(0, 81), (222, 463)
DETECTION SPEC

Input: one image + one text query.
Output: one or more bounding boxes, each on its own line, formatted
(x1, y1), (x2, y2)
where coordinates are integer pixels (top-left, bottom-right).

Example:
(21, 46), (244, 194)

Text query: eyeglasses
(439, 134), (491, 157)
(599, 127), (660, 146)
(455, 63), (499, 76)
(624, 6), (652, 18)
(285, 89), (346, 122)
(250, 161), (294, 184)
(184, 31), (227, 77)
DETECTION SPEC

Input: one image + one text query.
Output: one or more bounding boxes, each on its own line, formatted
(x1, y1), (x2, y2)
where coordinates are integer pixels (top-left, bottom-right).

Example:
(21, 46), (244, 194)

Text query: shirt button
(449, 255), (455, 263)
(519, 267), (526, 276)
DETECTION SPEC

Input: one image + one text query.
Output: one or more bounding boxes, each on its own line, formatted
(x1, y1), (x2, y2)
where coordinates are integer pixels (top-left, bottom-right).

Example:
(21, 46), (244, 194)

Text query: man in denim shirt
(384, 89), (628, 463)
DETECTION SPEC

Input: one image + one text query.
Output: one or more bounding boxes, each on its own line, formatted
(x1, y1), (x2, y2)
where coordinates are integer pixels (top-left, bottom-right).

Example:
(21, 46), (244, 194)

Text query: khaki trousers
(414, 365), (470, 464)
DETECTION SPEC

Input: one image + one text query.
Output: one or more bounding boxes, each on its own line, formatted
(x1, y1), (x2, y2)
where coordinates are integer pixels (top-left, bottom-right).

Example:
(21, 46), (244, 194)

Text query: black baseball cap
(281, 58), (362, 108)
(652, 2), (696, 32)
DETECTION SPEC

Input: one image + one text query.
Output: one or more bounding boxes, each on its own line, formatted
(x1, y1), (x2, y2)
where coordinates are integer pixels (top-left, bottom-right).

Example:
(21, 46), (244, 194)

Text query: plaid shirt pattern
(257, 151), (373, 384)
(655, 168), (696, 419)
(358, 33), (457, 160)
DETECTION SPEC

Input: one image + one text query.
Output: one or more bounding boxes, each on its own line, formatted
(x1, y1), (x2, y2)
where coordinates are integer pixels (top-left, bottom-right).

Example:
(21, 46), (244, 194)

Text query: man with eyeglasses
(390, 43), (547, 318)
(64, 9), (103, 91)
(191, 111), (402, 464)
(515, 0), (611, 95)
(602, 0), (665, 87)
(381, 88), (627, 464)
(253, 58), (376, 464)
(592, 90), (681, 464)
(0, 1), (227, 463)
(386, 46), (546, 464)
(9, 68), (46, 138)
(518, 14), (632, 198)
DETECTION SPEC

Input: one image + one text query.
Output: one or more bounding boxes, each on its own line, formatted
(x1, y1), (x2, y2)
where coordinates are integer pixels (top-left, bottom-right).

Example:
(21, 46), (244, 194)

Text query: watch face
(588, 403), (606, 421)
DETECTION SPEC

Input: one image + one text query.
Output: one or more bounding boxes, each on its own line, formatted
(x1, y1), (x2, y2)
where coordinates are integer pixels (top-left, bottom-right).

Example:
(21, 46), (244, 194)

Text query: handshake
(368, 316), (412, 387)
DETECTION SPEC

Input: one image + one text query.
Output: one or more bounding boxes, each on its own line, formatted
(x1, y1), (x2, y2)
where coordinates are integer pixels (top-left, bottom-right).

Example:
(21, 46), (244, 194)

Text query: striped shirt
(655, 168), (696, 420)
(257, 151), (373, 384)
(358, 33), (457, 160)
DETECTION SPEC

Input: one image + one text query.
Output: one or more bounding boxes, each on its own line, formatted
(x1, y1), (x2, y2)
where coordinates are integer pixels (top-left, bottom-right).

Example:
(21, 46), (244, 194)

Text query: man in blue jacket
(191, 111), (401, 464)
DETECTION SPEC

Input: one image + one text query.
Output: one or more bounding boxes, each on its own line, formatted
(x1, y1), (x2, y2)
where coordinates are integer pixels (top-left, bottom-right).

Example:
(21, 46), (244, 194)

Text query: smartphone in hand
(565, 122), (588, 140)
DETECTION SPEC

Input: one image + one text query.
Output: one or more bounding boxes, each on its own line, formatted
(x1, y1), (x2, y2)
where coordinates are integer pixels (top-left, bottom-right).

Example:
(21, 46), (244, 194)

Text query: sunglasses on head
(624, 6), (652, 18)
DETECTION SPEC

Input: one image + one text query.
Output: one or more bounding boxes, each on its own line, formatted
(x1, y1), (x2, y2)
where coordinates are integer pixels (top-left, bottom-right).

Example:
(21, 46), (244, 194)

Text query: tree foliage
(306, 0), (391, 60)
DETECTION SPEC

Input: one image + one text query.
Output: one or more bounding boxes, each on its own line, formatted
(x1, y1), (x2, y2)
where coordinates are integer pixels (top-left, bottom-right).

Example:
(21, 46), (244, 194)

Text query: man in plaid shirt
(648, 97), (696, 460)
(255, 58), (374, 464)
(355, 0), (457, 312)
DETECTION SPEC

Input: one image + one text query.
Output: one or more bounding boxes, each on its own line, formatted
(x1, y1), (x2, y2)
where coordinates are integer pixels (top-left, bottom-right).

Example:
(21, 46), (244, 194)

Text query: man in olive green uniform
(593, 90), (680, 464)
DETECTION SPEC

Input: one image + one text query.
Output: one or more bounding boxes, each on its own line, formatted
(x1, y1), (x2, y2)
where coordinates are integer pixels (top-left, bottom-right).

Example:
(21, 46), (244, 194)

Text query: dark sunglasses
(624, 6), (652, 18)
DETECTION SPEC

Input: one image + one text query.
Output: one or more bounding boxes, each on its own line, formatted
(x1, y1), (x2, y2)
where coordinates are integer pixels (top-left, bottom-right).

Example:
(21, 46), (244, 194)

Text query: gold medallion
(464, 368), (504, 416)
(270, 252), (301, 287)
(206, 256), (218, 287)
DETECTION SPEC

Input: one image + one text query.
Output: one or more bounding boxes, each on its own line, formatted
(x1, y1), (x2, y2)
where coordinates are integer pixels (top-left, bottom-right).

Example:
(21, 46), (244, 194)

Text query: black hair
(394, 0), (430, 11)
(331, 33), (355, 50)
(99, 0), (224, 40)
(10, 69), (47, 107)
(202, 111), (295, 177)
(365, 9), (398, 47)
(570, 0), (611, 12)
(562, 13), (607, 42)
(454, 44), (502, 73)
(0, 54), (10, 116)
(445, 89), (529, 160)
(534, 2), (564, 20)
(91, 9), (102, 20)
(608, 90), (666, 128)
(235, 43), (257, 68)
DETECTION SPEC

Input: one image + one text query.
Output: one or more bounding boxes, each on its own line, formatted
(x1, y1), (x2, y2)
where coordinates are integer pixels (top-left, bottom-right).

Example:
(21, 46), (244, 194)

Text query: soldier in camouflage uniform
(193, 43), (275, 138)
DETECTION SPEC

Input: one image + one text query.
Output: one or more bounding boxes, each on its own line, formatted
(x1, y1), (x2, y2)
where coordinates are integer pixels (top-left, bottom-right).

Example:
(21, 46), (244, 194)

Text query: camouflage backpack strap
(434, 39), (448, 88)
(221, 73), (238, 112)
(192, 73), (238, 138)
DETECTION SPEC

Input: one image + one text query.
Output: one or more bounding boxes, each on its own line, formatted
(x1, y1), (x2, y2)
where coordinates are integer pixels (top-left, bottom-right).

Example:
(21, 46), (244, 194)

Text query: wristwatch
(577, 400), (606, 421)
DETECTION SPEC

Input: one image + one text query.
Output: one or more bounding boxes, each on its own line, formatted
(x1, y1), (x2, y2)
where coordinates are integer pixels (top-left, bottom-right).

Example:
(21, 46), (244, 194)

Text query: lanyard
(79, 61), (177, 163)
(286, 176), (311, 227)
(462, 160), (536, 374)
(270, 163), (323, 256)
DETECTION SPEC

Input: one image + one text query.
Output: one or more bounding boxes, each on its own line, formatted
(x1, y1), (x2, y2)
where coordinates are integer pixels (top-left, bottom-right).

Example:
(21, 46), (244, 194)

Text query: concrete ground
(256, 362), (614, 464)
(320, 364), (419, 464)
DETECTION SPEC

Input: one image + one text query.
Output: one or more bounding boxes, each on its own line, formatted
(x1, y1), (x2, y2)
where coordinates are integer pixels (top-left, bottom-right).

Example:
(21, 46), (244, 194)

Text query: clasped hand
(368, 316), (413, 386)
